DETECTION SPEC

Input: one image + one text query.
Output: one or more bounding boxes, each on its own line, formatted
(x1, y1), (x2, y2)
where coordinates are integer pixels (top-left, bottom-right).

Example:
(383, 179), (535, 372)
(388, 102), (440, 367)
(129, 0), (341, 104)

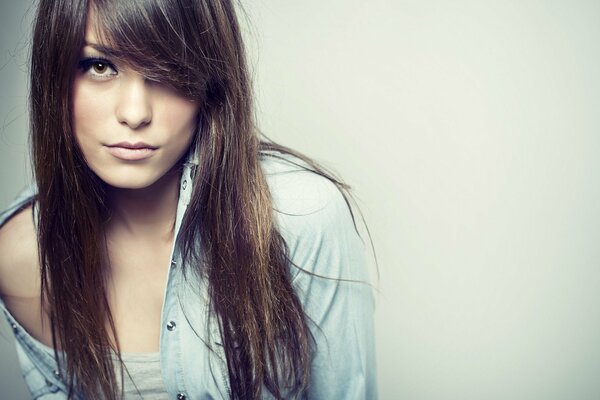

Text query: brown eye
(92, 62), (108, 74)
(77, 57), (117, 79)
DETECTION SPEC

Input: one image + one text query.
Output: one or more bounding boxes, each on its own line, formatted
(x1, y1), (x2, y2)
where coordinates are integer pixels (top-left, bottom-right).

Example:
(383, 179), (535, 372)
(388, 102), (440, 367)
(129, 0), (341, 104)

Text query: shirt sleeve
(273, 169), (378, 400)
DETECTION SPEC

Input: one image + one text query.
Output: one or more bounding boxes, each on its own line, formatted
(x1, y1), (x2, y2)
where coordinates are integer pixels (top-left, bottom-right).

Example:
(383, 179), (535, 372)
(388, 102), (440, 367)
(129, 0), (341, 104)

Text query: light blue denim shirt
(0, 153), (377, 399)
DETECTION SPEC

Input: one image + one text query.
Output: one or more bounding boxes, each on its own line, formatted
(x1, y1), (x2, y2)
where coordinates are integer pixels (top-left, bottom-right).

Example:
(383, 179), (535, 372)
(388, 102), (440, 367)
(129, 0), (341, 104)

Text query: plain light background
(2, 1), (600, 399)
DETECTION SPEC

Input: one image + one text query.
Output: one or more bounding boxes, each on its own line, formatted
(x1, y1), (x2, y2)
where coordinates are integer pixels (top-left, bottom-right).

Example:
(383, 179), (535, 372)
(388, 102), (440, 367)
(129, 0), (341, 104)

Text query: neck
(106, 168), (181, 240)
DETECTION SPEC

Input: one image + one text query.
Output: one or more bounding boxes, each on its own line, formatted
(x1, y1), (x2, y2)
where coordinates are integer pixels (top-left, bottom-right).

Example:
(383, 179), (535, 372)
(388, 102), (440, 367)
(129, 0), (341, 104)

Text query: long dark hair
(31, 0), (360, 398)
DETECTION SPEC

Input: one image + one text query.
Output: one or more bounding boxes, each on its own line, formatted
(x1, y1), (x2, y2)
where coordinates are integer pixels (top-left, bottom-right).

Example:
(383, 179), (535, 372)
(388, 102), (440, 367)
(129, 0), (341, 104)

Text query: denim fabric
(0, 153), (377, 399)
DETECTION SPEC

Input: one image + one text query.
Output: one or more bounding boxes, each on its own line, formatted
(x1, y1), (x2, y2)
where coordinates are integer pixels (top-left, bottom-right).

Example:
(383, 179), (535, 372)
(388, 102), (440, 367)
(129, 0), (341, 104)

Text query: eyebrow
(83, 41), (117, 55)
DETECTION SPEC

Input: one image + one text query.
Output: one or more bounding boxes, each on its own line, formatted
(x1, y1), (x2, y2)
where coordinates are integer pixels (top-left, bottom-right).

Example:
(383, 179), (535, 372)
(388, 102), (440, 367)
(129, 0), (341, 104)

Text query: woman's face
(72, 16), (199, 190)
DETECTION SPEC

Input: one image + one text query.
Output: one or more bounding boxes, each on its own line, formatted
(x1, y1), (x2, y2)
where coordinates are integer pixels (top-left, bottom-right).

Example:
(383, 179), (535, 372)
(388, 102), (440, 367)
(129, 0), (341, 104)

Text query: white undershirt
(112, 351), (169, 399)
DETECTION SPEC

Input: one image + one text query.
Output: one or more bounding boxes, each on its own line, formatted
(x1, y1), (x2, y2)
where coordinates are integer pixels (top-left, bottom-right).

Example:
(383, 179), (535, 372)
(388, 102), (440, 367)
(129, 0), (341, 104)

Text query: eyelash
(77, 57), (118, 79)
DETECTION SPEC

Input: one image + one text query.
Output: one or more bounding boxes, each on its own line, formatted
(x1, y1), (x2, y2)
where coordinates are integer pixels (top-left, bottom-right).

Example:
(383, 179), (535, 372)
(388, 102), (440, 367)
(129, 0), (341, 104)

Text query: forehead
(84, 8), (105, 46)
(76, 0), (210, 100)
(80, 8), (129, 62)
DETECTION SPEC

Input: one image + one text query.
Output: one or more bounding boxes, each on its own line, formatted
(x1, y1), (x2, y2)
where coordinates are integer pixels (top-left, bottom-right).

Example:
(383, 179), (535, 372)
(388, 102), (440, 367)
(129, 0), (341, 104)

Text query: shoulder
(0, 190), (40, 298)
(261, 151), (354, 232)
(260, 152), (365, 280)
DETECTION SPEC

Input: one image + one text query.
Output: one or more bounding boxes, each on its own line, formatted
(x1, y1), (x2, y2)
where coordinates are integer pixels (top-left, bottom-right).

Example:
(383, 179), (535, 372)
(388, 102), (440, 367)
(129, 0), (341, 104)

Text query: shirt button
(176, 393), (186, 400)
(166, 321), (177, 331)
(10, 323), (17, 331)
(182, 180), (187, 190)
(54, 369), (61, 377)
(171, 259), (177, 269)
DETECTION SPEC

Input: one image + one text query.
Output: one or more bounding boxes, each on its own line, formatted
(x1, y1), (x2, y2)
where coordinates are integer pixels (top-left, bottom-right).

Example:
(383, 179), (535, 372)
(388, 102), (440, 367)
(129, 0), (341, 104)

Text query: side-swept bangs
(90, 0), (233, 103)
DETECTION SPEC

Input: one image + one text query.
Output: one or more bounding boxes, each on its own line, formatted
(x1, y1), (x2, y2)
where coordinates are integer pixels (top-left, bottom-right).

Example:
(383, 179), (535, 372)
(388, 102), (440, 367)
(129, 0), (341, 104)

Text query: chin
(88, 160), (182, 191)
(96, 171), (163, 190)
(107, 180), (157, 190)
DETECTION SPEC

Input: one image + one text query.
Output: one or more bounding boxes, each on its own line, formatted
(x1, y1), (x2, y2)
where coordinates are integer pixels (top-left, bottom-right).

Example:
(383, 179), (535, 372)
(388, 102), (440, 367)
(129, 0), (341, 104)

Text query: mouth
(105, 142), (158, 161)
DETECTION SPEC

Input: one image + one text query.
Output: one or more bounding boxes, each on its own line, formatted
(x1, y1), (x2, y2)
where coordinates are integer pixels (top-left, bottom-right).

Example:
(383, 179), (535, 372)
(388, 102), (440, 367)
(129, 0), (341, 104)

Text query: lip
(105, 142), (158, 161)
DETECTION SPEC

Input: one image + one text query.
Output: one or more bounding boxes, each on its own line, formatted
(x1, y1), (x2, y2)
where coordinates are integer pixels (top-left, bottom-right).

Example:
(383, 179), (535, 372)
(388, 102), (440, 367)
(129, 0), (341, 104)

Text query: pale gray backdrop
(2, 1), (600, 399)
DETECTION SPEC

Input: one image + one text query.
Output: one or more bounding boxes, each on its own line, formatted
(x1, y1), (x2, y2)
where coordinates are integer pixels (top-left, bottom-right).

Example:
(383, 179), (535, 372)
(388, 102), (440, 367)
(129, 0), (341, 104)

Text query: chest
(105, 238), (173, 352)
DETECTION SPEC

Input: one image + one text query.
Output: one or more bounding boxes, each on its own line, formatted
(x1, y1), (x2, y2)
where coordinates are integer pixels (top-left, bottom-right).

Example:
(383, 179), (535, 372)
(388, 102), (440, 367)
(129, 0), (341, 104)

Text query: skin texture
(73, 16), (200, 353)
(0, 205), (51, 347)
(72, 18), (199, 190)
(5, 1), (336, 395)
(46, 0), (321, 393)
(0, 14), (201, 354)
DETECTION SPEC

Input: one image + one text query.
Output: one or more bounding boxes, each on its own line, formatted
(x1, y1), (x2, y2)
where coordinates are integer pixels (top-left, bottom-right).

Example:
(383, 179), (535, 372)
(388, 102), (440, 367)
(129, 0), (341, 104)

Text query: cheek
(72, 80), (111, 142)
(160, 98), (199, 144)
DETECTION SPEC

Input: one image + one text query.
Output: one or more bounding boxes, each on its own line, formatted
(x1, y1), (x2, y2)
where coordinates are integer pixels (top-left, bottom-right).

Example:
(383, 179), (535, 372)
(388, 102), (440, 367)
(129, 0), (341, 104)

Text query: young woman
(0, 0), (376, 398)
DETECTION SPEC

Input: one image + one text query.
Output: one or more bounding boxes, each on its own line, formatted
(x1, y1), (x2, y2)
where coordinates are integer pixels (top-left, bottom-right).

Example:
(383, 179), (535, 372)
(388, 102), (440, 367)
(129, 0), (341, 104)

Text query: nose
(115, 72), (152, 129)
